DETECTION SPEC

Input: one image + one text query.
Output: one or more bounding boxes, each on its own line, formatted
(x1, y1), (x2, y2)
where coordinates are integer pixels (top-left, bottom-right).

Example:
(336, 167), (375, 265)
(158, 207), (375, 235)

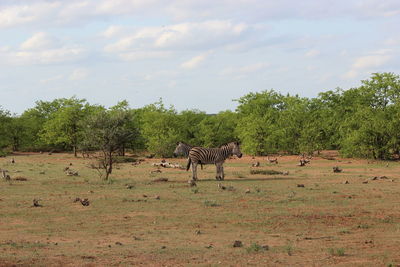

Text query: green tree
(176, 110), (207, 146)
(140, 100), (180, 157)
(40, 97), (93, 156)
(0, 107), (11, 154)
(236, 90), (287, 155)
(81, 109), (135, 180)
(197, 111), (238, 147)
(339, 73), (400, 159)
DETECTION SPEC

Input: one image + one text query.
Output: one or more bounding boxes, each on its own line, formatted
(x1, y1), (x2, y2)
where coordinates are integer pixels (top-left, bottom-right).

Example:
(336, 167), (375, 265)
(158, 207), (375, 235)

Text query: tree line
(1, 72), (400, 160)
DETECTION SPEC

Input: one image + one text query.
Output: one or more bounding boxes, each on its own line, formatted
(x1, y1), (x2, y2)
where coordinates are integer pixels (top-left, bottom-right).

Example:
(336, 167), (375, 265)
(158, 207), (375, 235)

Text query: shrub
(250, 169), (282, 175)
(246, 243), (268, 253)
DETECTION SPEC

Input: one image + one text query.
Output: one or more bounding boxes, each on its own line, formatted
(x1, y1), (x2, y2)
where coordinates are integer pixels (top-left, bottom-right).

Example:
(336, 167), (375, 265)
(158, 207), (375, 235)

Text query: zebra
(173, 142), (203, 169)
(186, 141), (242, 181)
(173, 142), (193, 158)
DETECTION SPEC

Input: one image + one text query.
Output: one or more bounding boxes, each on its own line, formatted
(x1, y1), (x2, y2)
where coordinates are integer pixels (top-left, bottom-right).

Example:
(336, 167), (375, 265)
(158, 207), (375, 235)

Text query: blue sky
(0, 0), (399, 114)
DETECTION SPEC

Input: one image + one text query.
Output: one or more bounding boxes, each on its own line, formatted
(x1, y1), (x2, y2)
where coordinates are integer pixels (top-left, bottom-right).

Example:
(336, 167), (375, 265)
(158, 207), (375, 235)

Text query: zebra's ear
(176, 142), (180, 145)
(235, 141), (240, 145)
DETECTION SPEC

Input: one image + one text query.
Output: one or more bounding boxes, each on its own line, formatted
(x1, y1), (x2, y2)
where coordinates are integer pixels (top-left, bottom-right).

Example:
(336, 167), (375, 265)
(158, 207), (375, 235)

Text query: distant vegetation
(1, 72), (400, 159)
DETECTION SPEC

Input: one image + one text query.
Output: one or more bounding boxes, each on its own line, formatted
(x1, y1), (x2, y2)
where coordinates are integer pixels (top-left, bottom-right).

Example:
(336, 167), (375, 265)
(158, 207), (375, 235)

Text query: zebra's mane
(219, 141), (239, 148)
(177, 141), (191, 146)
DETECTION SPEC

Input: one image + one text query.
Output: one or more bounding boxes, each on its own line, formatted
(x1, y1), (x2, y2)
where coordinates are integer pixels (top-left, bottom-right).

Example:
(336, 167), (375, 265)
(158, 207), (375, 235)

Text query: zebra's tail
(186, 158), (191, 171)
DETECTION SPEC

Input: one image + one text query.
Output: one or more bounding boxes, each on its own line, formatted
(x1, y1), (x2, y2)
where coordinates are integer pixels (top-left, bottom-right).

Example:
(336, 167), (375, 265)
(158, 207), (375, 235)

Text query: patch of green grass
(191, 188), (199, 194)
(204, 200), (219, 207)
(250, 169), (283, 175)
(232, 171), (246, 178)
(284, 244), (294, 256)
(246, 243), (268, 253)
(380, 216), (395, 223)
(339, 228), (351, 234)
(328, 247), (346, 256)
(357, 224), (370, 229)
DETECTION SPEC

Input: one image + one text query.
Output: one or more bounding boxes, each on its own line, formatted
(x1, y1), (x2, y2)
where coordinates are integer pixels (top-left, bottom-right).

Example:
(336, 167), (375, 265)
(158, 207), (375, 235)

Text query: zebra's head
(173, 142), (190, 157)
(224, 141), (242, 158)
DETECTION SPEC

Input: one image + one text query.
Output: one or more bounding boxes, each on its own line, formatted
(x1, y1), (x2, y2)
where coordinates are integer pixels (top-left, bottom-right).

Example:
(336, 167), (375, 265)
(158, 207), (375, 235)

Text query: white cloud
(14, 47), (85, 64)
(0, 32), (86, 65)
(0, 2), (60, 28)
(181, 52), (211, 69)
(69, 68), (89, 80)
(0, 0), (399, 30)
(352, 54), (391, 69)
(220, 62), (268, 77)
(40, 74), (64, 84)
(100, 25), (123, 38)
(305, 49), (320, 58)
(20, 32), (57, 50)
(344, 49), (393, 78)
(116, 51), (172, 61)
(104, 20), (251, 55)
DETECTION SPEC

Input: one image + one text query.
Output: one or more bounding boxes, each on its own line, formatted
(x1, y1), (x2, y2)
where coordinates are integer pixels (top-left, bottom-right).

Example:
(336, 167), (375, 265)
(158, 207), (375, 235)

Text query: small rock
(161, 246), (166, 249)
(297, 184), (305, 188)
(154, 195), (160, 200)
(333, 166), (342, 173)
(152, 178), (168, 182)
(142, 194), (148, 198)
(233, 240), (243, 247)
(218, 183), (226, 190)
(115, 242), (123, 246)
(205, 244), (213, 249)
(80, 198), (90, 206)
(343, 180), (349, 184)
(362, 180), (368, 184)
(245, 189), (251, 194)
(32, 199), (42, 207)
(252, 161), (260, 167)
(262, 245), (269, 250)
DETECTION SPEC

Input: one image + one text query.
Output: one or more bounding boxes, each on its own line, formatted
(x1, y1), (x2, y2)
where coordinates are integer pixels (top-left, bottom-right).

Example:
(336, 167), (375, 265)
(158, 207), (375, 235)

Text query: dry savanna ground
(1, 152), (400, 266)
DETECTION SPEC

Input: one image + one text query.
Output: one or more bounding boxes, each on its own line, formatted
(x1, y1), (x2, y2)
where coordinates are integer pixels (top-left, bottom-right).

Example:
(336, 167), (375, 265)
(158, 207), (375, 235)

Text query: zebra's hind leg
(220, 165), (225, 180)
(192, 162), (198, 181)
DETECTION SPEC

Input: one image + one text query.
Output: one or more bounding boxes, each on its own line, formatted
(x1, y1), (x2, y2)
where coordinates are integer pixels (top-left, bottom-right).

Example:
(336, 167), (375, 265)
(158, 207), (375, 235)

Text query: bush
(328, 247), (345, 256)
(246, 243), (268, 253)
(0, 150), (7, 157)
(250, 169), (283, 175)
(113, 156), (138, 163)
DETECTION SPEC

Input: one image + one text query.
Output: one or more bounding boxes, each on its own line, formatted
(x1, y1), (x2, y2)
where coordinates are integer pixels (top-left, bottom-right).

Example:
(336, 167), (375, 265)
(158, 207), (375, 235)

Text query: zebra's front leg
(192, 162), (198, 181)
(215, 163), (222, 180)
(220, 165), (224, 180)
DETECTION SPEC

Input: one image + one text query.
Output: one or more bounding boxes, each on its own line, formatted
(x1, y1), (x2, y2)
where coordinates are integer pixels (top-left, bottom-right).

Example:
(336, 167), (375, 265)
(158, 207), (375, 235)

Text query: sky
(0, 0), (399, 114)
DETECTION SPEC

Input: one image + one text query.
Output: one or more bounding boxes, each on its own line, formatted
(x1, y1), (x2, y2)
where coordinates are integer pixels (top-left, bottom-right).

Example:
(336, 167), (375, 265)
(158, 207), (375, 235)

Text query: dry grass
(1, 153), (400, 266)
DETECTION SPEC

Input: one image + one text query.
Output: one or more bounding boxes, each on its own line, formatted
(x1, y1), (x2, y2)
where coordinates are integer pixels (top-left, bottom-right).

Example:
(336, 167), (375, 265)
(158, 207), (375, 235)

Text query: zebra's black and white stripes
(173, 142), (203, 169)
(186, 142), (242, 181)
